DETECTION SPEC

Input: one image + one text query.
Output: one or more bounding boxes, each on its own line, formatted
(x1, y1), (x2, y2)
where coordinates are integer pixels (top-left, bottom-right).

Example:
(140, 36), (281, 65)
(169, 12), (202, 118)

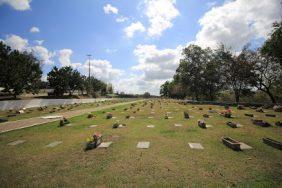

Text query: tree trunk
(209, 87), (214, 101)
(234, 90), (240, 104)
(195, 93), (199, 101)
(264, 88), (276, 104)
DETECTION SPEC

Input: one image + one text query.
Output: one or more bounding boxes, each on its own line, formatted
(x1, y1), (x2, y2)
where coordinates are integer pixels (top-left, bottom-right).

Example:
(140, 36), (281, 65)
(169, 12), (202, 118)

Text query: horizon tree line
(0, 42), (113, 98)
(160, 21), (282, 104)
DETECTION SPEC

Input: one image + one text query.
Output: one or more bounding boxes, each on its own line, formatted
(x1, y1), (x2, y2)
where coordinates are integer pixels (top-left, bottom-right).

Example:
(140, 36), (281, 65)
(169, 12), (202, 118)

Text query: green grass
(0, 100), (281, 187)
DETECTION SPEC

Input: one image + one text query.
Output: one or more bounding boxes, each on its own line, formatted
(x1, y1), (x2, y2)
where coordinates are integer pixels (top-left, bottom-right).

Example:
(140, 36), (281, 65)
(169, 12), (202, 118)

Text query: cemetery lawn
(0, 99), (127, 123)
(0, 100), (281, 187)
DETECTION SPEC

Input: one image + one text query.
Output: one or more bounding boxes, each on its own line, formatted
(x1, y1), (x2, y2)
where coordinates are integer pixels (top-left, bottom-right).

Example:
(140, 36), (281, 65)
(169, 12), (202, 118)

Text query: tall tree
(201, 49), (223, 100)
(0, 42), (42, 98)
(68, 69), (83, 96)
(175, 45), (209, 100)
(261, 21), (282, 65)
(48, 66), (84, 96)
(216, 45), (252, 103)
(249, 53), (281, 104)
(47, 66), (70, 96)
(160, 81), (171, 97)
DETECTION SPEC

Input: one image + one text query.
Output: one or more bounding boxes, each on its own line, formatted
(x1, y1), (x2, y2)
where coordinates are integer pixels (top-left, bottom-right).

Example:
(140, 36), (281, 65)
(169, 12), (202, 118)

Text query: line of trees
(0, 42), (113, 98)
(160, 21), (282, 104)
(47, 66), (113, 97)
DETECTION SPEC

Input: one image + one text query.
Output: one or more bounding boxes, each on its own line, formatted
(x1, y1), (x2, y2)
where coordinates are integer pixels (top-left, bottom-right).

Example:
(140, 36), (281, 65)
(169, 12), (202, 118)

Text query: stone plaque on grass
(137, 141), (150, 149)
(46, 141), (62, 148)
(8, 140), (26, 146)
(174, 123), (183, 127)
(118, 124), (126, 128)
(188, 143), (204, 149)
(239, 142), (253, 150)
(89, 125), (98, 128)
(147, 125), (155, 128)
(236, 124), (243, 128)
(98, 142), (112, 148)
(41, 115), (63, 119)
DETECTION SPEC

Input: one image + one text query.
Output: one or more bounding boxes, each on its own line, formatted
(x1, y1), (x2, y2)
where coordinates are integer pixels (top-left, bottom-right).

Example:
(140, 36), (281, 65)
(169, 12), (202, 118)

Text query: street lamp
(87, 54), (92, 95)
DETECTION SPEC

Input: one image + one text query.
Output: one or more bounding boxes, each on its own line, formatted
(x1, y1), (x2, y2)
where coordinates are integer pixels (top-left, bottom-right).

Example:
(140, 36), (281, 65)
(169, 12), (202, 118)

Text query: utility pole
(87, 54), (92, 95)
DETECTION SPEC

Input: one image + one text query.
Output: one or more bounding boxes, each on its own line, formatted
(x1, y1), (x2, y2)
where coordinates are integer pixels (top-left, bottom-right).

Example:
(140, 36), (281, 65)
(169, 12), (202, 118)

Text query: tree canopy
(160, 21), (282, 104)
(0, 42), (42, 98)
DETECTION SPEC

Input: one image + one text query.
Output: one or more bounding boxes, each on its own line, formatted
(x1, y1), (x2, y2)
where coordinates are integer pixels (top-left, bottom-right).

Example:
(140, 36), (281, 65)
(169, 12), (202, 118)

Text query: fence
(0, 98), (113, 111)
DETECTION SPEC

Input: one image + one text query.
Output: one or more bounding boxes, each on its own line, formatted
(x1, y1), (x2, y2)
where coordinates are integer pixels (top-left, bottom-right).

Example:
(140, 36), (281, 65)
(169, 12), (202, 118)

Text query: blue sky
(0, 0), (281, 95)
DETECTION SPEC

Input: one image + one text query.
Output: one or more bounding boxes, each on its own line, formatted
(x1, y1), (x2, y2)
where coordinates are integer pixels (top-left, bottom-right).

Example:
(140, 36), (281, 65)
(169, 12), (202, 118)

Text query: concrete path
(0, 100), (142, 134)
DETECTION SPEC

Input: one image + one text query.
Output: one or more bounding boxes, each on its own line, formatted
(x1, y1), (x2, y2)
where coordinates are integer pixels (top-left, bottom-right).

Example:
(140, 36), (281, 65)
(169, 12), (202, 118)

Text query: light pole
(87, 54), (92, 95)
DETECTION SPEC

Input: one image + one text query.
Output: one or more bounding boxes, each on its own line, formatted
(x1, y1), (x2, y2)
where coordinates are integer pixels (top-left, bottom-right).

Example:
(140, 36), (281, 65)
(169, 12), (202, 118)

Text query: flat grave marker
(206, 124), (213, 128)
(188, 143), (204, 149)
(137, 141), (150, 149)
(41, 115), (63, 119)
(239, 142), (253, 150)
(98, 142), (113, 148)
(46, 141), (62, 148)
(236, 124), (243, 128)
(8, 140), (26, 146)
(147, 125), (155, 128)
(118, 124), (126, 128)
(174, 123), (183, 127)
(89, 125), (98, 128)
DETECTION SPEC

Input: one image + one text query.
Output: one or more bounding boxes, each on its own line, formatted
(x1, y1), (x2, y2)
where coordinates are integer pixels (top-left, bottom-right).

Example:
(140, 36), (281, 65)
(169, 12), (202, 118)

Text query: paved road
(0, 100), (141, 134)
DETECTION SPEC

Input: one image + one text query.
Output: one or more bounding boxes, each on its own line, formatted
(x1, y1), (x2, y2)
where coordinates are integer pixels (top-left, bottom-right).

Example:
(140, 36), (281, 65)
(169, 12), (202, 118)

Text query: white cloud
(116, 16), (128, 23)
(2, 34), (55, 65)
(58, 49), (81, 68)
(30, 26), (40, 33)
(195, 0), (282, 50)
(34, 40), (44, 45)
(0, 0), (31, 10)
(133, 44), (182, 81)
(124, 21), (146, 38)
(115, 74), (166, 95)
(3, 34), (28, 51)
(81, 59), (123, 82)
(114, 44), (182, 95)
(103, 4), (118, 14)
(32, 46), (55, 65)
(144, 0), (180, 37)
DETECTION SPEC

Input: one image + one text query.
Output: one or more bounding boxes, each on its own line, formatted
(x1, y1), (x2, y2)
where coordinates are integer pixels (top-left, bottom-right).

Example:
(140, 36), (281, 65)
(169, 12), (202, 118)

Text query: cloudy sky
(0, 0), (281, 95)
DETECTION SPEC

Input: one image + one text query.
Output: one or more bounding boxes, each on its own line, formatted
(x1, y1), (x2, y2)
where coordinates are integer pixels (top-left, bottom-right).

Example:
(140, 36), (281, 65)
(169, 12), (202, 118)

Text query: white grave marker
(98, 142), (112, 148)
(8, 140), (26, 146)
(174, 124), (183, 127)
(188, 143), (204, 149)
(46, 141), (62, 148)
(137, 141), (150, 149)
